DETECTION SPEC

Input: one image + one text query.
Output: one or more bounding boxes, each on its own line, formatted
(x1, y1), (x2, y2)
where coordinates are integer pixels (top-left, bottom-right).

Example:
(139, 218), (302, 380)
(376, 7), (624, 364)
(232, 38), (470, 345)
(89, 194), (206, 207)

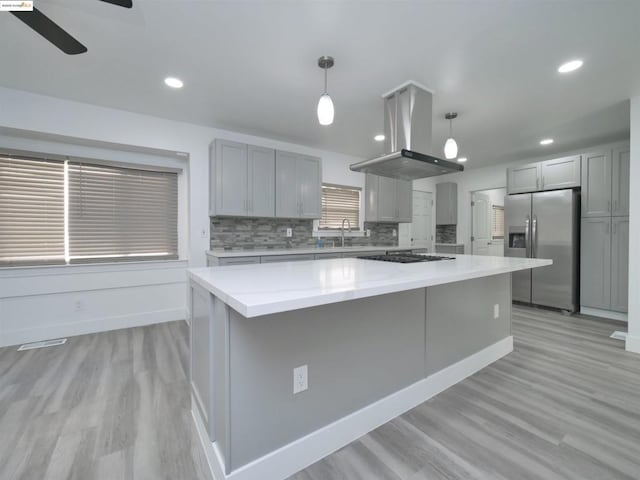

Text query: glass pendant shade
(317, 94), (334, 126)
(444, 137), (458, 159)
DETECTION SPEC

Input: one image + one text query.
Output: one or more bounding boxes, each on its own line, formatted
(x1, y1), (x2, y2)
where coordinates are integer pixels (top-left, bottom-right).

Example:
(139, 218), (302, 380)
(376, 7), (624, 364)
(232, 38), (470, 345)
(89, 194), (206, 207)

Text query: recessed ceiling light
(374, 134), (385, 142)
(557, 60), (583, 73)
(540, 138), (554, 145)
(457, 157), (467, 163)
(164, 77), (184, 89)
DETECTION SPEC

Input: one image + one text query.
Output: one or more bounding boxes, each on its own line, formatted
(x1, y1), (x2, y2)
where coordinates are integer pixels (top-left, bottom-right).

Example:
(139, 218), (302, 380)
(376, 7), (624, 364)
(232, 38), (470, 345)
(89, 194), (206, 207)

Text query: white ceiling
(0, 0), (638, 168)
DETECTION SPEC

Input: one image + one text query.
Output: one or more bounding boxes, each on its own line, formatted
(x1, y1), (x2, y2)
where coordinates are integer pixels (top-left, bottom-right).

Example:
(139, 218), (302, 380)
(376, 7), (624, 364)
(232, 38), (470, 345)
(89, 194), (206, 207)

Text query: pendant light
(317, 56), (335, 126)
(444, 112), (458, 159)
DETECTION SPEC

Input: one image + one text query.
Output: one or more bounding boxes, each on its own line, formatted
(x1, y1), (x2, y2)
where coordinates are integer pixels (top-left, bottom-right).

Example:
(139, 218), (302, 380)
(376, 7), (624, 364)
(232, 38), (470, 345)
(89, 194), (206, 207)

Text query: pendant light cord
(324, 65), (328, 94)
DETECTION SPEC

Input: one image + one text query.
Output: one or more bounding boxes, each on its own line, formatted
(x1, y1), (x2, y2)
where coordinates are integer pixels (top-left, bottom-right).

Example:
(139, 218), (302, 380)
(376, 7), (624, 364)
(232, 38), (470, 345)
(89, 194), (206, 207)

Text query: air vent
(17, 338), (67, 351)
(610, 331), (627, 341)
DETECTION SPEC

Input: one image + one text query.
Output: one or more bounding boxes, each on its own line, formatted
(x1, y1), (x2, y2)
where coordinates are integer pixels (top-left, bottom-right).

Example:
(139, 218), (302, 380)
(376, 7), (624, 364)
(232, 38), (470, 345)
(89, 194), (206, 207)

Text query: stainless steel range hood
(350, 82), (463, 180)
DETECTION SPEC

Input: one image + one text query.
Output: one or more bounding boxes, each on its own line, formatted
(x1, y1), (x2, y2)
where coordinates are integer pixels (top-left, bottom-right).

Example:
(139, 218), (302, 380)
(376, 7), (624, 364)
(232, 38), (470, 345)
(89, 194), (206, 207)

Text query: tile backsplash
(436, 224), (457, 244)
(210, 217), (399, 250)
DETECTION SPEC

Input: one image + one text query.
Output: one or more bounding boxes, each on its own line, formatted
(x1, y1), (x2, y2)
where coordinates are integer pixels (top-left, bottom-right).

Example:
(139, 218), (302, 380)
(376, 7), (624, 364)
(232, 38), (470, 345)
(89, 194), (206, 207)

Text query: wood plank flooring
(0, 321), (211, 480)
(290, 306), (640, 480)
(0, 306), (638, 479)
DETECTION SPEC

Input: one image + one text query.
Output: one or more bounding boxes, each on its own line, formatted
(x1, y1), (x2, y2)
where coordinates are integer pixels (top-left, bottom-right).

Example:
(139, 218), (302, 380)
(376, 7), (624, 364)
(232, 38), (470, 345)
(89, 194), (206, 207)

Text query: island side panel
(425, 273), (512, 375)
(212, 296), (231, 472)
(227, 288), (427, 471)
(190, 283), (215, 441)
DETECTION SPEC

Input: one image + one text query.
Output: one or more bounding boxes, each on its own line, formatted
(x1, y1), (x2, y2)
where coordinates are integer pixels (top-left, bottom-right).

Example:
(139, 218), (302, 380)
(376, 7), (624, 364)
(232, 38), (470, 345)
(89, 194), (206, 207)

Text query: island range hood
(350, 82), (463, 180)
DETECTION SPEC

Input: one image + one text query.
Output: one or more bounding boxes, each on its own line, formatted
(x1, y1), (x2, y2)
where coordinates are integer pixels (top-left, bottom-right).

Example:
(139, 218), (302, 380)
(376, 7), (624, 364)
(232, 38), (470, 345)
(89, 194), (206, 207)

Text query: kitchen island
(188, 254), (551, 480)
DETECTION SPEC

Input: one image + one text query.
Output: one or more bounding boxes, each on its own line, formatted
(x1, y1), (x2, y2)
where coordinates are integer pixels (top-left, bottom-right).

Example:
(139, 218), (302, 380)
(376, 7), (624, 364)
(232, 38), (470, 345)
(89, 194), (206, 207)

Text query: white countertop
(206, 245), (417, 258)
(189, 254), (552, 318)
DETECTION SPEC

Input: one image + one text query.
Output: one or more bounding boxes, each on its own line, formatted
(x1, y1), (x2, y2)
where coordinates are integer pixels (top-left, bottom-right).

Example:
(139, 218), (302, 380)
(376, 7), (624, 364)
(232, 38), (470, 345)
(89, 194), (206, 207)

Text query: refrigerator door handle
(532, 215), (538, 258)
(525, 215), (531, 258)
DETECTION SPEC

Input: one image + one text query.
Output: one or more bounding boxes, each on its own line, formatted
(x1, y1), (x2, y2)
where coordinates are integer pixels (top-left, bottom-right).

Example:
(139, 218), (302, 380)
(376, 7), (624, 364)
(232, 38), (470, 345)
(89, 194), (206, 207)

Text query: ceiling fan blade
(99, 0), (133, 7)
(11, 8), (87, 55)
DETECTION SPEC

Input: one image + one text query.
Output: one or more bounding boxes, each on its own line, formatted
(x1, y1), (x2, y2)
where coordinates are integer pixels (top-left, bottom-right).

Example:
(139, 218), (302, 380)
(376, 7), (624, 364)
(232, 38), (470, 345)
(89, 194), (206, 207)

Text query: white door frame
(399, 189), (434, 251)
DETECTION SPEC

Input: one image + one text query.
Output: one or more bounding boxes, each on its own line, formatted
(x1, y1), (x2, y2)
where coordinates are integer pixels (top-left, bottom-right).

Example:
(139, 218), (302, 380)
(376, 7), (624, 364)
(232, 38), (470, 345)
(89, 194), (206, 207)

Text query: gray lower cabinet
(208, 256), (261, 267)
(365, 174), (412, 222)
(611, 216), (629, 312)
(260, 254), (315, 263)
(612, 146), (630, 216)
(275, 151), (322, 219)
(436, 182), (457, 225)
(210, 140), (275, 218)
(435, 244), (464, 254)
(540, 155), (581, 190)
(581, 149), (612, 217)
(580, 217), (612, 310)
(507, 162), (540, 194)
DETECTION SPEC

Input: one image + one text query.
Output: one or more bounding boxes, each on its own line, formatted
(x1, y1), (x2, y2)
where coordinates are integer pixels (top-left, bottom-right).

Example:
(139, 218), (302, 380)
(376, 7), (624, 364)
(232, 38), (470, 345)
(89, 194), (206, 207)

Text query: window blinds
(0, 156), (65, 266)
(67, 162), (178, 263)
(319, 184), (361, 230)
(492, 205), (505, 239)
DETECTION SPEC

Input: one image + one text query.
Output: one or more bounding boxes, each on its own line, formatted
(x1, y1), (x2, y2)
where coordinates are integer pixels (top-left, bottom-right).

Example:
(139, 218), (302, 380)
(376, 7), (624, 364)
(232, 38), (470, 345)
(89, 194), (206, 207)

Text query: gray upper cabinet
(611, 216), (629, 313)
(364, 174), (412, 223)
(210, 140), (276, 218)
(507, 163), (540, 194)
(247, 145), (275, 218)
(581, 149), (612, 217)
(540, 155), (581, 191)
(612, 147), (630, 216)
(297, 155), (322, 218)
(436, 182), (457, 225)
(211, 140), (248, 217)
(275, 151), (322, 219)
(580, 217), (612, 310)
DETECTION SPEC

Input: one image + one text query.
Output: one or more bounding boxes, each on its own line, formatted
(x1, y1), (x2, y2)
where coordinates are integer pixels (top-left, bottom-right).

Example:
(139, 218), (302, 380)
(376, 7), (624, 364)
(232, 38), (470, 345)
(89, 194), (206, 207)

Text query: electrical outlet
(494, 304), (499, 319)
(200, 228), (207, 238)
(74, 300), (84, 312)
(293, 365), (308, 394)
(366, 229), (371, 237)
(392, 229), (397, 237)
(286, 228), (293, 238)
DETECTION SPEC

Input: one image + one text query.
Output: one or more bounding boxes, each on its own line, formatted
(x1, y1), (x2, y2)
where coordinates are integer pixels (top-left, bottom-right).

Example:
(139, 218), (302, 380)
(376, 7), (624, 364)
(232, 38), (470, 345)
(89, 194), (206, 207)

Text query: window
(0, 154), (179, 267)
(492, 205), (504, 240)
(318, 184), (361, 230)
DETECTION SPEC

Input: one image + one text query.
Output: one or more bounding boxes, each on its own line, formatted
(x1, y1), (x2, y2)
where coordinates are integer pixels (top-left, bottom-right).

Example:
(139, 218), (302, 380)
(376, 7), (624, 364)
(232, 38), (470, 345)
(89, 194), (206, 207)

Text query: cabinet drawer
(218, 256), (261, 266)
(260, 254), (315, 263)
(314, 253), (343, 260)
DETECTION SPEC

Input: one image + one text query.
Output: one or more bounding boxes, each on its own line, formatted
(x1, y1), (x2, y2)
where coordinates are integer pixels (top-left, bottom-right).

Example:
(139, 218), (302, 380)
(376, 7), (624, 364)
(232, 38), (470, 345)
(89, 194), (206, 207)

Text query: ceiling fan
(11, 0), (132, 55)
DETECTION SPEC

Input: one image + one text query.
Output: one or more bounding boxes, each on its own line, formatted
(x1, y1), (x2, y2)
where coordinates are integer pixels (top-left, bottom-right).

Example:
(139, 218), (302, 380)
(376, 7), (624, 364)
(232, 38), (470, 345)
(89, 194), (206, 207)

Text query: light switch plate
(493, 304), (499, 319)
(392, 229), (397, 237)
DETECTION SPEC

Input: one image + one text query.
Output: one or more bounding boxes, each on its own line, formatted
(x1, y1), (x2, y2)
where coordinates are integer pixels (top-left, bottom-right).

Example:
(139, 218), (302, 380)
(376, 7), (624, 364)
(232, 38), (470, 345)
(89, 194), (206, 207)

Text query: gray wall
(210, 217), (398, 250)
(206, 273), (512, 471)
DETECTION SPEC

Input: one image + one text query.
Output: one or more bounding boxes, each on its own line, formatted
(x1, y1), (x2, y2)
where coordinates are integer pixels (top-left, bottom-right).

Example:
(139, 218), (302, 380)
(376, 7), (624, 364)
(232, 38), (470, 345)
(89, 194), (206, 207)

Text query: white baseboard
(580, 306), (628, 322)
(193, 336), (513, 480)
(1, 308), (184, 348)
(626, 334), (640, 354)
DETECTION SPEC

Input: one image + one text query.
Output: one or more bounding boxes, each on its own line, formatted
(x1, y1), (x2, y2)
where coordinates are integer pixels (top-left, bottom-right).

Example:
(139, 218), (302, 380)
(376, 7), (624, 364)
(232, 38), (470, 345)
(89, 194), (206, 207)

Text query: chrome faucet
(341, 218), (352, 248)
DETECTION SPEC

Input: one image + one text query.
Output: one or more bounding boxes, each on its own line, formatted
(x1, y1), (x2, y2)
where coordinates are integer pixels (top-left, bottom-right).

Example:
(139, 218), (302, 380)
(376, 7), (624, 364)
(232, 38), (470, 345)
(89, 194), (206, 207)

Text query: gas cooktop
(357, 253), (455, 264)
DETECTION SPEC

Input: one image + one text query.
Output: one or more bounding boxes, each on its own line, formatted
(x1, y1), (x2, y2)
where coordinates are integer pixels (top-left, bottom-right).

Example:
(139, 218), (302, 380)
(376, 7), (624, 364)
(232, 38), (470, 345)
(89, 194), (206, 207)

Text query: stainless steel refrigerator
(504, 189), (579, 312)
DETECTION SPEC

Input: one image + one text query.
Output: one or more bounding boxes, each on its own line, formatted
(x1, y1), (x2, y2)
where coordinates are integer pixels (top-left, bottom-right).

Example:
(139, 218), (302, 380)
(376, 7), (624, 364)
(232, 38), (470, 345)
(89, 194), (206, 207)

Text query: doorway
(398, 190), (434, 251)
(471, 187), (506, 256)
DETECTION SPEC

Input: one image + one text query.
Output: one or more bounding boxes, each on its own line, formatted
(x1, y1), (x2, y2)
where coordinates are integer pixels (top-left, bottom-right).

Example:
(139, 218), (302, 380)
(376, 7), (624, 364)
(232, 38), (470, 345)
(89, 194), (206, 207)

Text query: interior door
(471, 193), (491, 255)
(411, 190), (433, 251)
(504, 193), (532, 303)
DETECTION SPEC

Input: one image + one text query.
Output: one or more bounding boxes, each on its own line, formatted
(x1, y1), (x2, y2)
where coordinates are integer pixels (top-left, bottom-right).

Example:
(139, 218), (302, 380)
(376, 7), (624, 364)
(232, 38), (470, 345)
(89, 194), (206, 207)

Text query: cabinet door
(364, 174), (379, 222)
(541, 155), (581, 191)
(260, 254), (315, 263)
(275, 151), (299, 218)
(247, 146), (275, 218)
(396, 179), (412, 222)
(213, 140), (248, 216)
(218, 256), (261, 266)
(436, 182), (457, 225)
(581, 150), (612, 217)
(612, 147), (630, 216)
(580, 217), (611, 310)
(611, 216), (629, 313)
(507, 163), (540, 194)
(377, 176), (398, 222)
(297, 156), (322, 218)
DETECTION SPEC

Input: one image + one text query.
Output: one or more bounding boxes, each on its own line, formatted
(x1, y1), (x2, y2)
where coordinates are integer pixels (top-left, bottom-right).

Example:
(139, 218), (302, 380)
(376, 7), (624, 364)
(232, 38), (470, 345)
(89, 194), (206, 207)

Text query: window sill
(0, 258), (189, 278)
(312, 230), (366, 238)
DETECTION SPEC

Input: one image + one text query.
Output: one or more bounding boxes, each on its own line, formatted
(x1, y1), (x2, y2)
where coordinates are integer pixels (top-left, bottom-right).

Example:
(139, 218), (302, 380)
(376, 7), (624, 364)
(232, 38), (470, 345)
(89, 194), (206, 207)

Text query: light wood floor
(1, 306), (638, 479)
